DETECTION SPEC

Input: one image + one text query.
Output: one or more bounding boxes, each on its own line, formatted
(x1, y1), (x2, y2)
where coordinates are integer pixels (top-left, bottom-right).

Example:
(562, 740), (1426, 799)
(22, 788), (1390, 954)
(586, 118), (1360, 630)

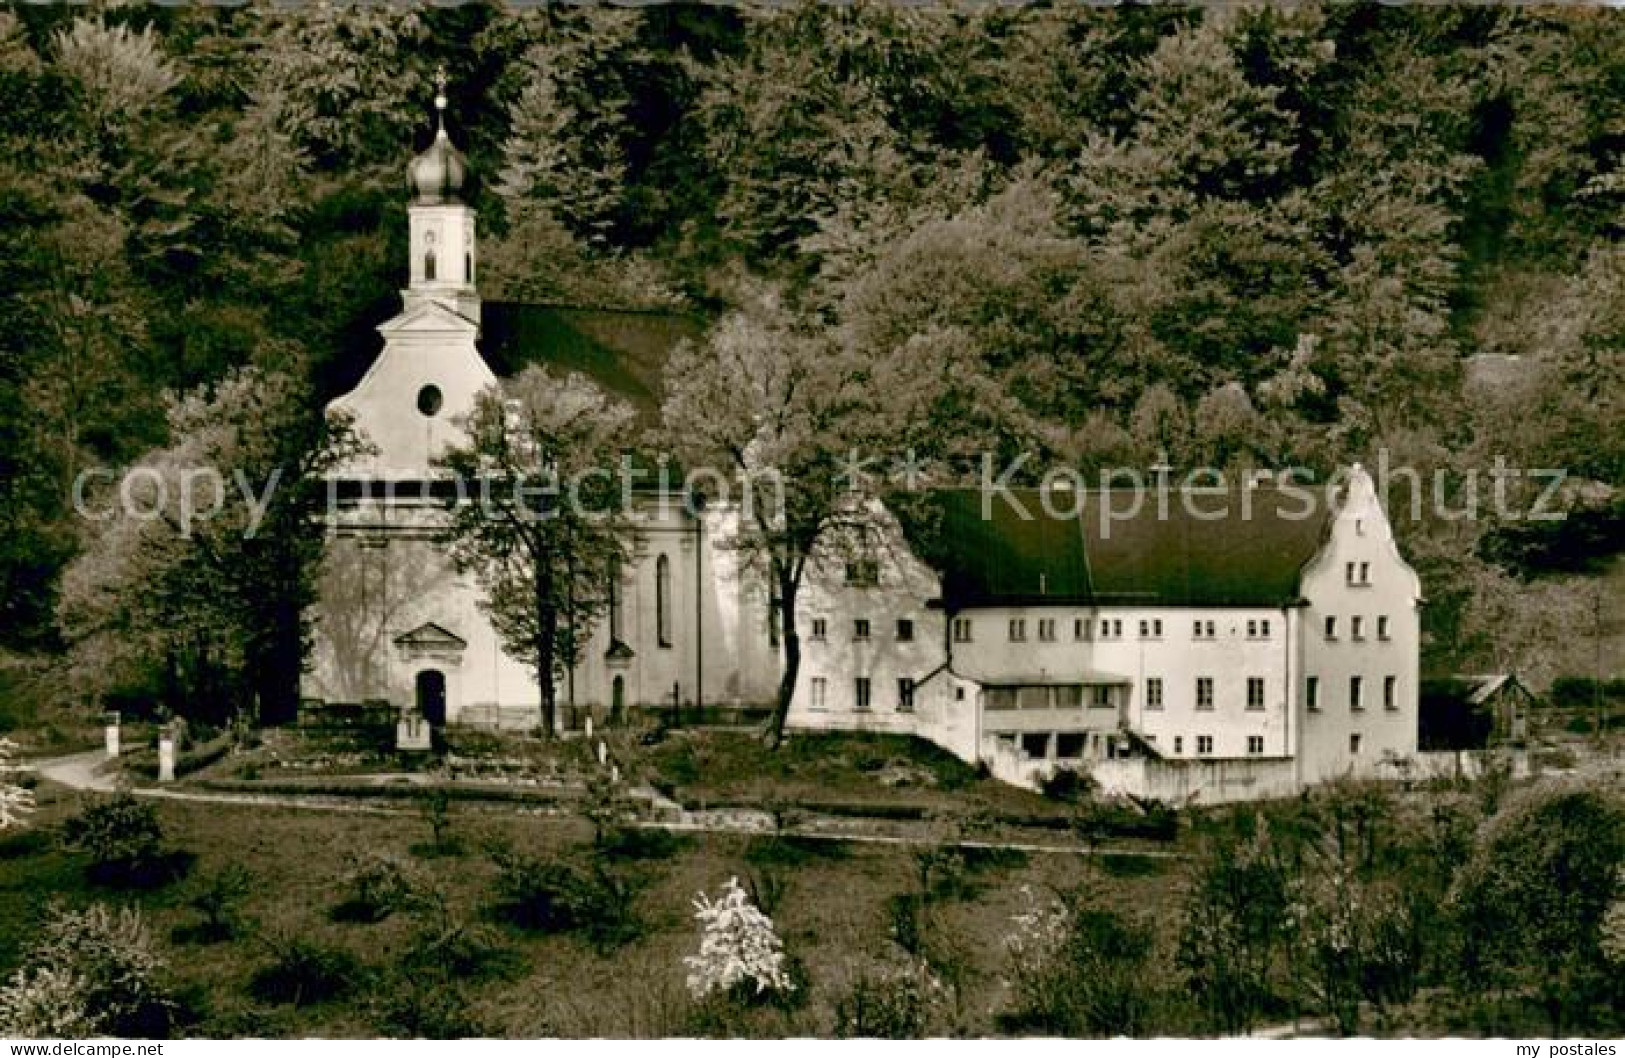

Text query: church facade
(302, 93), (1422, 799)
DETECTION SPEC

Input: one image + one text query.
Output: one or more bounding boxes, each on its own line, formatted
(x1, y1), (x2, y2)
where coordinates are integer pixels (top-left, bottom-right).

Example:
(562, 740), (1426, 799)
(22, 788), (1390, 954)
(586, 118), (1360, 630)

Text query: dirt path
(34, 750), (119, 793)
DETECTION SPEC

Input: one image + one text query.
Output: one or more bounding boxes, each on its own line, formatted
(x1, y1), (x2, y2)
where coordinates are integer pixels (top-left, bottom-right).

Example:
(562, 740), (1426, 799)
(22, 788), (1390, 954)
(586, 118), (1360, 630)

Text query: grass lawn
(633, 729), (1068, 822)
(0, 776), (1188, 1038)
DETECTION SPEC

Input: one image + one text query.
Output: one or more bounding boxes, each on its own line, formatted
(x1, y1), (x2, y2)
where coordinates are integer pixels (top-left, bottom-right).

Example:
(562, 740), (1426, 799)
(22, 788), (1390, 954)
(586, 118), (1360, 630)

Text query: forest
(0, 1), (1620, 724)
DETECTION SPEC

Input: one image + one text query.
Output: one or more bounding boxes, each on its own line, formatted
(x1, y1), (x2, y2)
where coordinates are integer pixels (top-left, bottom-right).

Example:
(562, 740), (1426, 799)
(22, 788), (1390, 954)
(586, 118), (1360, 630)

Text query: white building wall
(1297, 467), (1423, 781)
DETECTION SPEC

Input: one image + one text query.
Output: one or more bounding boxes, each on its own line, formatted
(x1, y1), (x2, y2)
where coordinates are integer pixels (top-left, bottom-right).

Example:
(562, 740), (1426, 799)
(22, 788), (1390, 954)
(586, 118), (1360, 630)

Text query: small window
(1196, 677), (1214, 710)
(1325, 616), (1338, 640)
(954, 686), (966, 701)
(1146, 677), (1164, 710)
(854, 619), (871, 641)
(1247, 735), (1264, 755)
(952, 618), (972, 643)
(845, 559), (879, 587)
(424, 249), (437, 282)
(416, 384), (444, 417)
(1173, 736), (1184, 755)
(1360, 562), (1370, 584)
(1139, 619), (1149, 638)
(1350, 733), (1362, 754)
(1020, 733), (1050, 760)
(897, 677), (915, 712)
(855, 677), (872, 710)
(1377, 615), (1390, 640)
(1346, 561), (1357, 585)
(1196, 735), (1213, 756)
(1384, 675), (1397, 711)
(1092, 685), (1113, 709)
(810, 618), (827, 641)
(1246, 677), (1265, 711)
(895, 618), (914, 642)
(1193, 620), (1215, 640)
(1074, 618), (1089, 640)
(1350, 675), (1364, 712)
(809, 677), (827, 711)
(1009, 618), (1026, 642)
(1306, 676), (1320, 711)
(1352, 616), (1365, 640)
(1037, 618), (1056, 642)
(985, 688), (1017, 711)
(1260, 619), (1271, 638)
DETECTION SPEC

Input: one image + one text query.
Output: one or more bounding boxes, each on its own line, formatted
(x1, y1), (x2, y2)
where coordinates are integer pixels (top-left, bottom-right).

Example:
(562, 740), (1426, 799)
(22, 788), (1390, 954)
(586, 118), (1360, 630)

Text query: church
(302, 83), (1422, 799)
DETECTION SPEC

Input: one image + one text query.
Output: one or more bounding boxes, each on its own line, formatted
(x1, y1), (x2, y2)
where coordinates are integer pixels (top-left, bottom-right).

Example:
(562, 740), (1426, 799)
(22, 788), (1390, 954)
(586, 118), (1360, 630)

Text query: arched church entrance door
(416, 669), (447, 727)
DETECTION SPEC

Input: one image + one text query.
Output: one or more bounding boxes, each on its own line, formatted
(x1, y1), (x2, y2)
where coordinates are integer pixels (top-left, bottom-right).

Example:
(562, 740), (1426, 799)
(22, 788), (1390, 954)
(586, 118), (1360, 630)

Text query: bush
(332, 851), (427, 923)
(62, 794), (190, 888)
(684, 877), (794, 1003)
(834, 965), (939, 1039)
(490, 850), (642, 949)
(598, 825), (690, 862)
(372, 981), (488, 1039)
(1040, 766), (1096, 803)
(402, 915), (523, 983)
(176, 864), (254, 943)
(0, 904), (177, 1038)
(1002, 888), (1157, 1037)
(1449, 781), (1625, 1032)
(744, 833), (848, 867)
(412, 789), (463, 857)
(249, 936), (366, 1007)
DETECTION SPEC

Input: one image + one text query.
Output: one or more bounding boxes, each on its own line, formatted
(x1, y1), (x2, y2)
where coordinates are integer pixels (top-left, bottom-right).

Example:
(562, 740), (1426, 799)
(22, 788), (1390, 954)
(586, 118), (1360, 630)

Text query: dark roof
(907, 486), (1335, 609)
(480, 302), (705, 417)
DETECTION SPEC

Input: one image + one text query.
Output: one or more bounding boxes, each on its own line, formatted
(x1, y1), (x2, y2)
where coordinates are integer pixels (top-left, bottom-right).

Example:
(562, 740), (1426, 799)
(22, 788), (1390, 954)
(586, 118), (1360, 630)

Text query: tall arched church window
(608, 555), (623, 643)
(655, 554), (672, 648)
(465, 252), (473, 283)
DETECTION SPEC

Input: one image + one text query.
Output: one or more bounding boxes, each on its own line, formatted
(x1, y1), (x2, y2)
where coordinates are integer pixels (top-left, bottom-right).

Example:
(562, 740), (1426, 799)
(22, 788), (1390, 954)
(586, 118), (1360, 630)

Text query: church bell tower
(404, 66), (479, 324)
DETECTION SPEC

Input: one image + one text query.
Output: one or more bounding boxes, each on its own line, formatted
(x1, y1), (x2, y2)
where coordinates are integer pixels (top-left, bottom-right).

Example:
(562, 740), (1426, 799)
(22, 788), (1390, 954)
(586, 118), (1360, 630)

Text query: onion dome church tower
(404, 66), (480, 324)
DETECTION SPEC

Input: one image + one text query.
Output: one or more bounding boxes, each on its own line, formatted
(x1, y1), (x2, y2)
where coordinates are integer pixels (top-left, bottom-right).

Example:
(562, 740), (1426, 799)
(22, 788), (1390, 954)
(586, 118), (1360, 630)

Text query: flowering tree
(683, 877), (792, 1001)
(0, 738), (34, 830)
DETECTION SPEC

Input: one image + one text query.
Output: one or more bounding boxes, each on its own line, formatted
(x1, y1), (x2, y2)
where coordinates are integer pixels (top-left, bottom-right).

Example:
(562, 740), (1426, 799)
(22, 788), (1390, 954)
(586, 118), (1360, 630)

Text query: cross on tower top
(432, 64), (448, 128)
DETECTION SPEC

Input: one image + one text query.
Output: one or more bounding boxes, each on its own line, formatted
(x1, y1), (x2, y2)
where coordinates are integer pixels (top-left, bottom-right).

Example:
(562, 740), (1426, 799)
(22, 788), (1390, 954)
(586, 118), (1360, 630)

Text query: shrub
(413, 788), (462, 857)
(332, 851), (427, 923)
(744, 833), (848, 867)
(834, 964), (939, 1039)
(176, 864), (254, 943)
(1002, 887), (1157, 1037)
(1040, 766), (1095, 803)
(0, 736), (36, 831)
(490, 850), (642, 949)
(683, 877), (793, 1003)
(402, 915), (523, 983)
(1448, 780), (1625, 1031)
(599, 825), (689, 862)
(0, 904), (176, 1038)
(372, 981), (488, 1039)
(250, 935), (366, 1007)
(62, 794), (189, 888)
(0, 966), (97, 1039)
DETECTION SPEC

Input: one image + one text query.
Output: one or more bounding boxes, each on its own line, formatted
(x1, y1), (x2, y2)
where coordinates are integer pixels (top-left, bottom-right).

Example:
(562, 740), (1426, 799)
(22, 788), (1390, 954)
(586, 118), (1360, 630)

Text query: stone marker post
(104, 712), (120, 759)
(157, 725), (176, 783)
(584, 715), (594, 740)
(597, 739), (608, 766)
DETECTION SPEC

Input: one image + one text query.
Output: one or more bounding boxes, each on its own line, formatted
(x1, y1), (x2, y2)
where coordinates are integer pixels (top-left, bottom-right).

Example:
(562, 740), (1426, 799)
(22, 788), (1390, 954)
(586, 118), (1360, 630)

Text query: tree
(1449, 781), (1625, 1032)
(56, 366), (365, 725)
(663, 290), (910, 747)
(435, 366), (634, 738)
(0, 738), (34, 831)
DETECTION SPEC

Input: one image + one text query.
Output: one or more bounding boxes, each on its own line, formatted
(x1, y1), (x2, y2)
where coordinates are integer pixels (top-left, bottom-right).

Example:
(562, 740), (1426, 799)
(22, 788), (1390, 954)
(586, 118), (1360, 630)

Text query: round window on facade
(417, 384), (443, 417)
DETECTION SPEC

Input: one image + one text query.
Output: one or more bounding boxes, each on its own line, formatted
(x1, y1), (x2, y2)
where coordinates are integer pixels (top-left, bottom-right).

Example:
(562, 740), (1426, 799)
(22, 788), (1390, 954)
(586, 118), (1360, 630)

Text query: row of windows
(1306, 674), (1400, 712)
(810, 617), (915, 642)
(1324, 614), (1392, 641)
(1149, 734), (1266, 757)
(951, 616), (1275, 644)
(808, 676), (914, 712)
